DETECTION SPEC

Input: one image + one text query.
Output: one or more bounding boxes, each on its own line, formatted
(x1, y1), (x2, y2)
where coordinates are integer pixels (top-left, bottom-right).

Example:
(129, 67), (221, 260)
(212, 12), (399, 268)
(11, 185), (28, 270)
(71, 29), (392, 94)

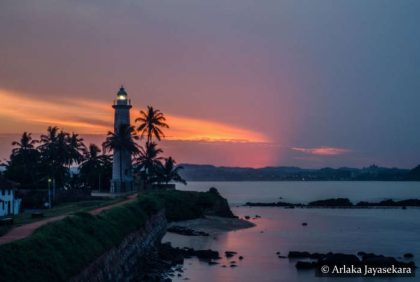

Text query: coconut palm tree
(156, 157), (187, 185)
(11, 132), (38, 154)
(38, 127), (69, 189)
(67, 133), (86, 167)
(134, 142), (163, 184)
(6, 132), (40, 188)
(79, 144), (111, 191)
(135, 106), (169, 144)
(103, 124), (139, 190)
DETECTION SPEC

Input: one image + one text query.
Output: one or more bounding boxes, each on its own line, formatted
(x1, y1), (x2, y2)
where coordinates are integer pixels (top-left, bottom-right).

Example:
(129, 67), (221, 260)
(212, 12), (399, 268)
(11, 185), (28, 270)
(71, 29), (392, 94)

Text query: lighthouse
(111, 86), (134, 193)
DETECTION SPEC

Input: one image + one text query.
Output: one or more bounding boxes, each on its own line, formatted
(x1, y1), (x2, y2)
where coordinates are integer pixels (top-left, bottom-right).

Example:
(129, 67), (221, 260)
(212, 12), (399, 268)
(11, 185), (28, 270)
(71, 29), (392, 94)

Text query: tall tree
(79, 144), (111, 191)
(156, 157), (187, 185)
(135, 106), (169, 143)
(103, 124), (139, 189)
(38, 127), (71, 188)
(66, 133), (86, 167)
(134, 142), (163, 184)
(5, 132), (40, 188)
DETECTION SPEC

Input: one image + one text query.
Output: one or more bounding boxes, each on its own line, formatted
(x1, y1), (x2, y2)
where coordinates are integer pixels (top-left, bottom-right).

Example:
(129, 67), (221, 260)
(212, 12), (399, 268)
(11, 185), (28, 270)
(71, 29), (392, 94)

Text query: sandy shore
(168, 216), (255, 235)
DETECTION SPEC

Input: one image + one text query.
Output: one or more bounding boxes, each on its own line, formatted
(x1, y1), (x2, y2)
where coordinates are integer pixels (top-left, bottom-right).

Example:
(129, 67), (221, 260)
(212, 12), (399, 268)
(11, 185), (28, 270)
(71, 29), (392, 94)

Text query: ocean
(163, 181), (420, 282)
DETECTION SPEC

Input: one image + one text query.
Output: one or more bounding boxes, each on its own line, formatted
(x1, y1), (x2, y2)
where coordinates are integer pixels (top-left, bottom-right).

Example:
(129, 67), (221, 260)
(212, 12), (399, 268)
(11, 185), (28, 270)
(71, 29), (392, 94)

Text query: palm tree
(67, 133), (86, 167)
(79, 144), (111, 191)
(134, 142), (163, 184)
(12, 132), (38, 154)
(156, 157), (187, 185)
(135, 106), (169, 144)
(103, 124), (139, 190)
(6, 132), (40, 187)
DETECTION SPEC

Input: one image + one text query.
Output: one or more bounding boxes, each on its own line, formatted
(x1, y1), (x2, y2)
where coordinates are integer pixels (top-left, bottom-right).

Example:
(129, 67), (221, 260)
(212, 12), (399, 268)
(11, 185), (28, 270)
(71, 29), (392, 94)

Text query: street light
(48, 178), (52, 209)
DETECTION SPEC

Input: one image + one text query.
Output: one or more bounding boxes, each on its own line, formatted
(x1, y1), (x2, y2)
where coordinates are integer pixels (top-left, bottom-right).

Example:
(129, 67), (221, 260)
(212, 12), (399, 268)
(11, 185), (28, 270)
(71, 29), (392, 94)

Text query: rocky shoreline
(283, 250), (416, 276)
(245, 198), (420, 208)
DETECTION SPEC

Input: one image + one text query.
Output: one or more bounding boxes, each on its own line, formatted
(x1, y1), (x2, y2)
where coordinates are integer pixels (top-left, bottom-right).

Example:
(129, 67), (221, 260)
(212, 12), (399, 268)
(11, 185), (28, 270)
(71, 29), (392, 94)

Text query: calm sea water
(163, 181), (420, 282)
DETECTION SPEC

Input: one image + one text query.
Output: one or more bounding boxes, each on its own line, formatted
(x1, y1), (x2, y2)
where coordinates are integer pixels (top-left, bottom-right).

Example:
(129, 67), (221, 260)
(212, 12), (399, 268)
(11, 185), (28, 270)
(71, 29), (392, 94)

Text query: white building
(0, 178), (21, 216)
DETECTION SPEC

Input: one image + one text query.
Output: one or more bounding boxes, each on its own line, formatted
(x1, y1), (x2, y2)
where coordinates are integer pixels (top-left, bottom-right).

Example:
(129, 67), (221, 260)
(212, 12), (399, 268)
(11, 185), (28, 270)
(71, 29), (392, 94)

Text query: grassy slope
(0, 189), (231, 282)
(0, 198), (124, 238)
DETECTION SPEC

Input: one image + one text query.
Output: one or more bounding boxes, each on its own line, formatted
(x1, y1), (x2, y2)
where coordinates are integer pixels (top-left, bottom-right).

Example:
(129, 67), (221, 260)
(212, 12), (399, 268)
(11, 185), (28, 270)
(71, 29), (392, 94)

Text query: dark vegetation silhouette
(1, 105), (186, 194)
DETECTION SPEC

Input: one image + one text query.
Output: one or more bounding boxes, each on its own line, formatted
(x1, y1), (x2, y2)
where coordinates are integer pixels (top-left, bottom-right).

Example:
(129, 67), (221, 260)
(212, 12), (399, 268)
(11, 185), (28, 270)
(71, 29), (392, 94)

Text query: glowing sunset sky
(0, 0), (419, 168)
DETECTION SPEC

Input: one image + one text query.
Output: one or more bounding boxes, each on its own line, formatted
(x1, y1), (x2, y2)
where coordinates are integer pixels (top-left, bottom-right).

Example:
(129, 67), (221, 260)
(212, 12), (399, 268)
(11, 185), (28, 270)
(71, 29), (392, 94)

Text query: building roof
(0, 176), (19, 189)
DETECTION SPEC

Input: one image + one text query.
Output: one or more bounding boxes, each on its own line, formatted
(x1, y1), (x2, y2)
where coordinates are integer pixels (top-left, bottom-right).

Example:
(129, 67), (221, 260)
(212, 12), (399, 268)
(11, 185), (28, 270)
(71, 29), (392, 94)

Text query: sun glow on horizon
(0, 88), (268, 143)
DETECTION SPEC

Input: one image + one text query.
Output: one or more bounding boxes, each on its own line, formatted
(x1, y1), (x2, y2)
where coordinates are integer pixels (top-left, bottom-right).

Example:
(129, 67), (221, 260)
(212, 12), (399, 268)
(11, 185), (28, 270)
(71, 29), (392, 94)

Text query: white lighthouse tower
(111, 86), (134, 193)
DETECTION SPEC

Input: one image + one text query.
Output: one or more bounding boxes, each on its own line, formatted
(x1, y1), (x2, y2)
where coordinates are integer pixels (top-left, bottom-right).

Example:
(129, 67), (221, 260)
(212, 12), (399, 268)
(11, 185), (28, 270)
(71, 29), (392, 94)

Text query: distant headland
(179, 164), (420, 181)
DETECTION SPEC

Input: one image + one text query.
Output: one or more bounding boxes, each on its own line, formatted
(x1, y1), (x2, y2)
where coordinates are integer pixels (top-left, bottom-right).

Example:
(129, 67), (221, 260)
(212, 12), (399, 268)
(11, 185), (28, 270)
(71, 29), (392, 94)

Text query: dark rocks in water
(404, 253), (414, 259)
(288, 251), (329, 260)
(225, 251), (237, 258)
(186, 249), (221, 261)
(255, 215), (261, 218)
(159, 243), (220, 263)
(302, 222), (308, 226)
(277, 256), (287, 259)
(159, 243), (185, 266)
(230, 264), (237, 268)
(167, 226), (209, 237)
(246, 198), (420, 208)
(239, 256), (244, 260)
(230, 261), (236, 264)
(356, 199), (420, 207)
(319, 253), (361, 266)
(244, 215), (251, 220)
(245, 201), (300, 208)
(295, 261), (316, 269)
(291, 250), (416, 272)
(288, 251), (311, 258)
(276, 251), (280, 255)
(308, 198), (353, 207)
(208, 261), (219, 265)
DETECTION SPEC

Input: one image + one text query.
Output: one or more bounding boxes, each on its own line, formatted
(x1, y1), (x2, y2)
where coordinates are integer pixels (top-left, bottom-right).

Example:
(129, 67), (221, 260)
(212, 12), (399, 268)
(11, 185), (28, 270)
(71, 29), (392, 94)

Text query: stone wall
(71, 210), (167, 282)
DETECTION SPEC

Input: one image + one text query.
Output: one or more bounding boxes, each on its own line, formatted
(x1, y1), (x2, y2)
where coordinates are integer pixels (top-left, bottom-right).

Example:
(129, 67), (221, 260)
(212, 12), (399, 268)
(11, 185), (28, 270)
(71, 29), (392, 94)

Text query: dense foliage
(2, 105), (186, 193)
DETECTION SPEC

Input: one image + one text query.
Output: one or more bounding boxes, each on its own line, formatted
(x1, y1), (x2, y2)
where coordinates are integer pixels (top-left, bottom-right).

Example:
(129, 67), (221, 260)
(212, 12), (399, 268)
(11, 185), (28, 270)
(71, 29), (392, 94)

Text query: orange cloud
(0, 88), (268, 143)
(292, 146), (351, 156)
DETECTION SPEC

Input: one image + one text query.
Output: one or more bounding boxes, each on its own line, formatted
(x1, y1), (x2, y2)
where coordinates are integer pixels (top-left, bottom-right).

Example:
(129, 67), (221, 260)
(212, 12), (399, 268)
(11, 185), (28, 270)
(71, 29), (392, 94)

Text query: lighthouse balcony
(113, 98), (131, 106)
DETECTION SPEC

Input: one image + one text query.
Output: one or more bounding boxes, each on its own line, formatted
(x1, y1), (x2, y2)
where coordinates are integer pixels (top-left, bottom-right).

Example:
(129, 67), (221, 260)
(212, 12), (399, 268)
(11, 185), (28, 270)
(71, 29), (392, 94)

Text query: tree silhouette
(135, 106), (169, 144)
(156, 157), (187, 185)
(103, 124), (138, 190)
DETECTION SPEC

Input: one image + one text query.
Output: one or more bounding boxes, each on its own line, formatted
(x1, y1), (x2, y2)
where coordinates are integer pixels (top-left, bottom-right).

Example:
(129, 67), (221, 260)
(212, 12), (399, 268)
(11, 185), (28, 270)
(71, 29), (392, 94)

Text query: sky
(0, 0), (419, 168)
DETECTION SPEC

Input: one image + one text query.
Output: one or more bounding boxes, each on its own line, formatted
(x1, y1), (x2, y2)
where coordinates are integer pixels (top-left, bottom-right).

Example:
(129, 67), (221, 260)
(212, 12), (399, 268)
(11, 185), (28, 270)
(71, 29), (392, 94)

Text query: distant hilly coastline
(179, 164), (420, 181)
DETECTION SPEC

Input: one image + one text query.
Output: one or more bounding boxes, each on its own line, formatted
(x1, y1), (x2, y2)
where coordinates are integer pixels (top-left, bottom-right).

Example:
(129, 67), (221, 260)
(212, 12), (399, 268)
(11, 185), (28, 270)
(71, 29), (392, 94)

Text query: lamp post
(48, 178), (52, 208)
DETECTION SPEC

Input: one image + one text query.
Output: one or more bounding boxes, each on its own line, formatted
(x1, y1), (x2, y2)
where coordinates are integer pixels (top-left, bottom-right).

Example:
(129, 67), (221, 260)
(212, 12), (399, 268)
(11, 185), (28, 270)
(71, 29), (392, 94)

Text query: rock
(288, 251), (311, 258)
(255, 215), (261, 218)
(276, 251), (280, 255)
(245, 216), (251, 220)
(302, 222), (308, 226)
(404, 253), (414, 259)
(277, 256), (287, 259)
(239, 256), (244, 260)
(225, 251), (237, 258)
(320, 253), (361, 266)
(230, 264), (237, 268)
(230, 261), (236, 264)
(308, 198), (353, 207)
(295, 261), (316, 269)
(208, 261), (219, 265)
(167, 226), (209, 237)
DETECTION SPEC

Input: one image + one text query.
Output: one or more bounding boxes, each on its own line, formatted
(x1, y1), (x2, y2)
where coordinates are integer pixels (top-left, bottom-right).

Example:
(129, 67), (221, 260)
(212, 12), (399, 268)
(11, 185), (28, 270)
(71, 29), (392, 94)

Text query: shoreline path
(0, 194), (138, 245)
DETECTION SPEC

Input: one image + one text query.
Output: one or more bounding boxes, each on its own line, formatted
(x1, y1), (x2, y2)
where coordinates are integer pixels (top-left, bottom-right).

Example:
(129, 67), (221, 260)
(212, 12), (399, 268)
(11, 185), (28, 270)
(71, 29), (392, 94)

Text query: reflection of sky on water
(164, 206), (420, 282)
